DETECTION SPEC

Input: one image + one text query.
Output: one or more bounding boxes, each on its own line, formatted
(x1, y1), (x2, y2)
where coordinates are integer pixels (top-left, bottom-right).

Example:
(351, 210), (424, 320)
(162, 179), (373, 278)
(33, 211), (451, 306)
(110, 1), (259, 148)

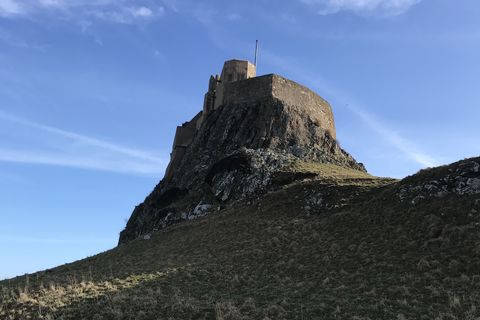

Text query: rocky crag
(119, 70), (365, 244)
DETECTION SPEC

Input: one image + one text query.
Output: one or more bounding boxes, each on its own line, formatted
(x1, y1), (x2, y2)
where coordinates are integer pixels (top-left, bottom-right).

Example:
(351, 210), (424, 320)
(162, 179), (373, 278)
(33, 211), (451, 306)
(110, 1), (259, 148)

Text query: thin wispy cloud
(0, 110), (168, 175)
(162, 0), (179, 13)
(346, 104), (437, 167)
(301, 0), (423, 16)
(0, 0), (164, 24)
(192, 5), (217, 26)
(261, 50), (437, 168)
(90, 5), (163, 24)
(0, 0), (23, 17)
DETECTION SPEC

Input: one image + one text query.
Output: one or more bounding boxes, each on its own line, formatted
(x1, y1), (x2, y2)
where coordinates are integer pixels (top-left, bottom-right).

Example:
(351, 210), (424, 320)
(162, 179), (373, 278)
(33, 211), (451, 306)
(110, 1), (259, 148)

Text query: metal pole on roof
(254, 40), (258, 67)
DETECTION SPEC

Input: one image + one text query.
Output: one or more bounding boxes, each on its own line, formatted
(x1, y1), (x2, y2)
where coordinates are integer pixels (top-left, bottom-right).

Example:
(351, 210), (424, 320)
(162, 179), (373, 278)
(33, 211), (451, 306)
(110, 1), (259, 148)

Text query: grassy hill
(1, 158), (479, 320)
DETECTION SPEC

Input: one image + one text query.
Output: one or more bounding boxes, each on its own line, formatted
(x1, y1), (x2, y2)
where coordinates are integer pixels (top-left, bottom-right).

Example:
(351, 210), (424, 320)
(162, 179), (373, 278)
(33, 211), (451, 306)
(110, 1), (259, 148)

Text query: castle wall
(213, 82), (225, 110)
(172, 126), (196, 148)
(221, 74), (273, 105)
(213, 60), (257, 110)
(164, 112), (202, 181)
(271, 75), (336, 139)
(220, 74), (336, 139)
(164, 147), (186, 181)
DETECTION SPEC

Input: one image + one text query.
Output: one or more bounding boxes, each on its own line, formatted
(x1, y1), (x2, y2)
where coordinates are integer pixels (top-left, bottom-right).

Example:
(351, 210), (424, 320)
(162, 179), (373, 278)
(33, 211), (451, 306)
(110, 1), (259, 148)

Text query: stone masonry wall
(221, 74), (336, 139)
(271, 75), (335, 139)
(221, 74), (273, 106)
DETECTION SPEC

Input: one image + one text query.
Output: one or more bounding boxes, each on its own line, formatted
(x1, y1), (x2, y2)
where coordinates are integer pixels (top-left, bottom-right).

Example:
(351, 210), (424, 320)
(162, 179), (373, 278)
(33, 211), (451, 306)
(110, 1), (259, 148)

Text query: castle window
(227, 74), (233, 82)
(239, 73), (245, 80)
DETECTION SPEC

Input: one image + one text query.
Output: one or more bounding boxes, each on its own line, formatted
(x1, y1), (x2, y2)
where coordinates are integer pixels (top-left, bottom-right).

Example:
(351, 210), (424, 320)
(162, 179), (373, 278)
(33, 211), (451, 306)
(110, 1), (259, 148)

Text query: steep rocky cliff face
(119, 79), (365, 244)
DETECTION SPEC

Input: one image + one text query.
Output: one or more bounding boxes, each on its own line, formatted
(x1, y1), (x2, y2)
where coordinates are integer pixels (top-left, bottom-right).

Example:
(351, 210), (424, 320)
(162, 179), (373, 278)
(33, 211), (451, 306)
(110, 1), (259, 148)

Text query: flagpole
(254, 40), (258, 67)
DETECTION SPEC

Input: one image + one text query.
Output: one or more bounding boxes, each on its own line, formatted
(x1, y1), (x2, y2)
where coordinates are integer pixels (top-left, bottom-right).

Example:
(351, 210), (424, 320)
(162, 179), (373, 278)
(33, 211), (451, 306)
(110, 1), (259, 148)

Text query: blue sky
(0, 0), (479, 279)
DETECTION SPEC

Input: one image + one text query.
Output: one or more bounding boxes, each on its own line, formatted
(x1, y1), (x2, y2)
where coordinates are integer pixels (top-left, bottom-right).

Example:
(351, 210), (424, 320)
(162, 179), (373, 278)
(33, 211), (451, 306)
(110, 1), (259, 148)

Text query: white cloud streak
(301, 0), (422, 16)
(0, 110), (168, 175)
(0, 0), (23, 16)
(346, 104), (437, 167)
(90, 5), (163, 24)
(0, 0), (164, 24)
(132, 6), (153, 17)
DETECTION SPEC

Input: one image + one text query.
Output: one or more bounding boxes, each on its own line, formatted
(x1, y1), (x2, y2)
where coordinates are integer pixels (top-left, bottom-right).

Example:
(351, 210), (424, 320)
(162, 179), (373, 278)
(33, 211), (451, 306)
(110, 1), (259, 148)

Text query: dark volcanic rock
(119, 81), (366, 244)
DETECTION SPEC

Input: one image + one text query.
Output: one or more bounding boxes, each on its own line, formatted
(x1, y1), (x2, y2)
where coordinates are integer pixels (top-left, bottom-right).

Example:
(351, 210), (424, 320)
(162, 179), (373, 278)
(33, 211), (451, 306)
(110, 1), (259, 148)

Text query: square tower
(220, 59), (256, 83)
(202, 59), (257, 119)
(214, 60), (256, 110)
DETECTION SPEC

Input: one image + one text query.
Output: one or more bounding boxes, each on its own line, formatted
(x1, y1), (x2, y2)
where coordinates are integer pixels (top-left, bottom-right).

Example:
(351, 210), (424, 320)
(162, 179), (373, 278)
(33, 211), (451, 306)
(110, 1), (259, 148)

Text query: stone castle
(120, 58), (366, 244)
(164, 59), (337, 181)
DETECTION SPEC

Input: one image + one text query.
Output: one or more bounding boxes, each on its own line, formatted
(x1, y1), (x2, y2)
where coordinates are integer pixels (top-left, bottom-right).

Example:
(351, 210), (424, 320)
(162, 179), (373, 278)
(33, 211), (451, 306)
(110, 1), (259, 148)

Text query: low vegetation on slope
(1, 159), (480, 320)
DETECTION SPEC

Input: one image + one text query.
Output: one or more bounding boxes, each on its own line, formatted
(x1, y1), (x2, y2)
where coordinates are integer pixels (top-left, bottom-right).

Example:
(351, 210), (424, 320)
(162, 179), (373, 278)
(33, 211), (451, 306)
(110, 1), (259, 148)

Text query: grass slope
(1, 161), (480, 320)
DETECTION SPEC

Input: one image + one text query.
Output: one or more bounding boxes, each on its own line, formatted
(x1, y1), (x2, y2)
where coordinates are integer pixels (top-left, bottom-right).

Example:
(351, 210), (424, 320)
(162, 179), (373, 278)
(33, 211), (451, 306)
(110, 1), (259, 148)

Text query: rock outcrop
(118, 74), (365, 244)
(396, 157), (480, 205)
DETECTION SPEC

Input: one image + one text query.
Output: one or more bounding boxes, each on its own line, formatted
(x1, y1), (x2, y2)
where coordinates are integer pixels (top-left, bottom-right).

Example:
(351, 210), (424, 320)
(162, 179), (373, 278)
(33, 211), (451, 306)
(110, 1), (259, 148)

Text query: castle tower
(220, 59), (256, 83)
(214, 60), (256, 110)
(202, 59), (256, 118)
(202, 75), (219, 115)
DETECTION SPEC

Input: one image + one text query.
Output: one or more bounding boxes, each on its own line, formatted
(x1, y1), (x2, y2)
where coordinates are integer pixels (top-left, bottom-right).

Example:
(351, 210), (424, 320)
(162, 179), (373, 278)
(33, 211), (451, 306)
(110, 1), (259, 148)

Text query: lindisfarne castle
(164, 59), (337, 181)
(120, 57), (364, 244)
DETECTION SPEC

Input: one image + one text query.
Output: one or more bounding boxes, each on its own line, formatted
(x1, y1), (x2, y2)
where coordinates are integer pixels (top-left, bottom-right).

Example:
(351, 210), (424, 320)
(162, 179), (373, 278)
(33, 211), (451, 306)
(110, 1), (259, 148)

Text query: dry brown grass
(1, 161), (479, 319)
